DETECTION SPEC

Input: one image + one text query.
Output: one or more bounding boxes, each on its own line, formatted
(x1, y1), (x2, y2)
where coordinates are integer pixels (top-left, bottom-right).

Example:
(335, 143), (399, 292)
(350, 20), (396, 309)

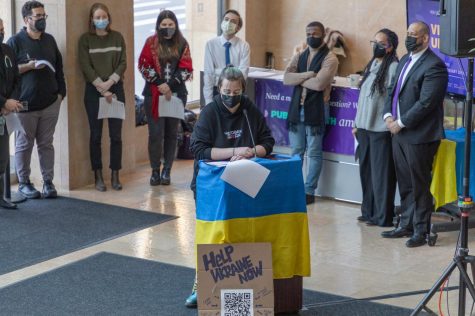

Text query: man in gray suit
(381, 21), (448, 247)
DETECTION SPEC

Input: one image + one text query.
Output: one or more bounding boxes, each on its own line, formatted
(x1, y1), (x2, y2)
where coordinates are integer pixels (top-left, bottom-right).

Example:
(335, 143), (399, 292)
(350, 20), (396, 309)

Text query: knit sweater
(78, 30), (127, 84)
(355, 60), (398, 132)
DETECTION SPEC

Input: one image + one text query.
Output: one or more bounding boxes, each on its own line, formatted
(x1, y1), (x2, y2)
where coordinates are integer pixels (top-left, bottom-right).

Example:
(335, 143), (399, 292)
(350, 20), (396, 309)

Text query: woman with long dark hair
(78, 2), (126, 191)
(138, 10), (193, 186)
(353, 28), (399, 227)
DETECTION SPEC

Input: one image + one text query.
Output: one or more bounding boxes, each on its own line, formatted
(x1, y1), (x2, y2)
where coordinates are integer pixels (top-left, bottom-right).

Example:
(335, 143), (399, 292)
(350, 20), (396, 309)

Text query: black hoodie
(190, 94), (275, 193)
(7, 28), (66, 111)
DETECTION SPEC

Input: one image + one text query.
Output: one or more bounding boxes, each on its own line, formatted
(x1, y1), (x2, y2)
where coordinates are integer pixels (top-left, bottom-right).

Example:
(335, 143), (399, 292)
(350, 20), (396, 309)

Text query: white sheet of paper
(206, 161), (229, 167)
(4, 113), (24, 135)
(35, 60), (55, 72)
(220, 159), (270, 198)
(98, 97), (125, 120)
(158, 95), (184, 120)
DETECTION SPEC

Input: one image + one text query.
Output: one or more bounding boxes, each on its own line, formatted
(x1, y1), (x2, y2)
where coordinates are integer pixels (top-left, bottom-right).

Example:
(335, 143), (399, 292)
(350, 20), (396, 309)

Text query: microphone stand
(243, 109), (257, 157)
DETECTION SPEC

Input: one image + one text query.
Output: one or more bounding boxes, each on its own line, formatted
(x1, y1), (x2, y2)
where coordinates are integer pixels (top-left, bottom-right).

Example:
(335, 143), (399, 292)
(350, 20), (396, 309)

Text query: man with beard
(7, 1), (66, 199)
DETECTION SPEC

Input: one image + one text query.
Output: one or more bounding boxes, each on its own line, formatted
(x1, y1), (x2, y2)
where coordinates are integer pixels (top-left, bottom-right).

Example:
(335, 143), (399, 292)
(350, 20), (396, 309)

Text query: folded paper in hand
(35, 60), (55, 72)
(98, 97), (125, 120)
(220, 159), (271, 198)
(158, 95), (184, 120)
(4, 113), (25, 135)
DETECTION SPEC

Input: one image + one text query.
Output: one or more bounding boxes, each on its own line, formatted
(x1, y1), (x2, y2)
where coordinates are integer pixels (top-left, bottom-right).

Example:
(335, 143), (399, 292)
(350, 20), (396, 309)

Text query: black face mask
(405, 36), (422, 52)
(33, 18), (46, 32)
(307, 36), (323, 49)
(159, 27), (175, 38)
(221, 94), (241, 109)
(0, 33), (4, 44)
(373, 44), (387, 58)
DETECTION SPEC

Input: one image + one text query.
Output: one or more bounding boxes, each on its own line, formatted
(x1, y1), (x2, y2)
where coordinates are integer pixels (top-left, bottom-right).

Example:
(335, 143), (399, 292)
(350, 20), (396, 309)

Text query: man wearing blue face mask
(202, 9), (250, 107)
(7, 0), (66, 199)
(284, 21), (338, 205)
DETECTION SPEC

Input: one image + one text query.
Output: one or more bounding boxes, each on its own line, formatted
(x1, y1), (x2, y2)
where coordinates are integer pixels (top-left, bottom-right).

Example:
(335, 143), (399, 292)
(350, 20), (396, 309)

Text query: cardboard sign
(197, 243), (274, 316)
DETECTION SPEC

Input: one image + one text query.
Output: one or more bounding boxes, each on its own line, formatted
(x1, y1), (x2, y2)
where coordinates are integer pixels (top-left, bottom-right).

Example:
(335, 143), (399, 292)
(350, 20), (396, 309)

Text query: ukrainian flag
(195, 155), (311, 279)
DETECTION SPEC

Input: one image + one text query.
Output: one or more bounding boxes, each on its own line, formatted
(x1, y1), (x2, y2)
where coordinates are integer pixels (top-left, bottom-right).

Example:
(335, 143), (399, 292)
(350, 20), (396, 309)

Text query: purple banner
(255, 79), (293, 147)
(254, 79), (358, 156)
(407, 0), (475, 96)
(323, 87), (358, 155)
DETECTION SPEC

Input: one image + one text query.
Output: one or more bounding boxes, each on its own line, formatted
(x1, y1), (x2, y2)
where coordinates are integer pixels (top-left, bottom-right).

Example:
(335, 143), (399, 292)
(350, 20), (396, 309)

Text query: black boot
(161, 168), (171, 185)
(94, 170), (106, 192)
(111, 170), (122, 191)
(150, 169), (161, 186)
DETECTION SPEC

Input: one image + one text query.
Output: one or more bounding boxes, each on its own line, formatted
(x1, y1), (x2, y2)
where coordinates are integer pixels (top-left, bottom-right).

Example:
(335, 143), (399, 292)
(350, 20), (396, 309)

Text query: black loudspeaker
(439, 0), (475, 57)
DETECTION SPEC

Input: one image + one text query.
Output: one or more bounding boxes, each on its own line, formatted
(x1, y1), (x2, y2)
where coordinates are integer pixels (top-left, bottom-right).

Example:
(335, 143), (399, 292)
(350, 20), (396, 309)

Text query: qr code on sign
(221, 289), (253, 316)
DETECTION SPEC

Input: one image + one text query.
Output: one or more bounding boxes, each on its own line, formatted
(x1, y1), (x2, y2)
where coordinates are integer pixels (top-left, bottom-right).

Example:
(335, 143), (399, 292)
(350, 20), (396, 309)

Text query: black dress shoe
(0, 199), (17, 209)
(306, 194), (315, 205)
(18, 181), (41, 199)
(150, 169), (161, 186)
(42, 180), (58, 198)
(357, 216), (368, 222)
(381, 227), (413, 238)
(161, 168), (171, 185)
(366, 220), (377, 226)
(406, 235), (427, 248)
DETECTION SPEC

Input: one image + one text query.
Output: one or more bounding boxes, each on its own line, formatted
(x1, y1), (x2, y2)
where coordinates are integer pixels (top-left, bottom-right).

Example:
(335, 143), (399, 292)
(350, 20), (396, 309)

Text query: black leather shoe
(94, 169), (106, 192)
(42, 180), (57, 198)
(357, 216), (368, 222)
(406, 235), (427, 248)
(381, 227), (413, 238)
(366, 220), (377, 226)
(18, 181), (41, 199)
(306, 194), (315, 205)
(111, 170), (122, 191)
(0, 199), (17, 209)
(161, 168), (171, 185)
(150, 169), (161, 186)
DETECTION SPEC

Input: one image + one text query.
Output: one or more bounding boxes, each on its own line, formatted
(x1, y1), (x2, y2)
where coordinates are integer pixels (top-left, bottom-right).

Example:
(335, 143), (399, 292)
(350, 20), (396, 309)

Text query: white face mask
(221, 20), (237, 36)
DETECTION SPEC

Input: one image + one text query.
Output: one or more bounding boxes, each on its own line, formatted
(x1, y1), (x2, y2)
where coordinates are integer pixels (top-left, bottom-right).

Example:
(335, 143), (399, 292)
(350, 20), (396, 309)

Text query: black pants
(144, 96), (181, 170)
(84, 82), (124, 171)
(392, 135), (440, 235)
(0, 126), (9, 198)
(356, 129), (396, 226)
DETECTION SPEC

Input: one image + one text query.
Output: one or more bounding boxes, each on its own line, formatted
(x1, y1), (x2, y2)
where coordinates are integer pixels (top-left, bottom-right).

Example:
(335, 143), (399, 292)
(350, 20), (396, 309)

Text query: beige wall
(241, 0), (407, 76)
(3, 0), (409, 190)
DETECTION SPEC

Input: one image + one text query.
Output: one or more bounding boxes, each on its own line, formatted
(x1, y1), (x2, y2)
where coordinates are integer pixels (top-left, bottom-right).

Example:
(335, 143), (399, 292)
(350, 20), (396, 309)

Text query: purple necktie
(391, 56), (412, 119)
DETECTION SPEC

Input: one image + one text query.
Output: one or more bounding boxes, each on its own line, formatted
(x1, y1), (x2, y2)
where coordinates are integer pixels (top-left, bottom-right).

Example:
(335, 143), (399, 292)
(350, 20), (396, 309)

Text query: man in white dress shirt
(202, 9), (250, 107)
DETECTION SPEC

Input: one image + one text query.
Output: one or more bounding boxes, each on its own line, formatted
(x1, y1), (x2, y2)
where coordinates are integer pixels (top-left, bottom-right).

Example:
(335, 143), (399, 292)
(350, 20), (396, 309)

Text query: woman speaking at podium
(185, 66), (275, 307)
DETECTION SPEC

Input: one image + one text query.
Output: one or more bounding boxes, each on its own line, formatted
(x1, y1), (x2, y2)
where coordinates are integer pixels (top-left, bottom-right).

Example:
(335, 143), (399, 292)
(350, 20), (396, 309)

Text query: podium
(195, 155), (311, 313)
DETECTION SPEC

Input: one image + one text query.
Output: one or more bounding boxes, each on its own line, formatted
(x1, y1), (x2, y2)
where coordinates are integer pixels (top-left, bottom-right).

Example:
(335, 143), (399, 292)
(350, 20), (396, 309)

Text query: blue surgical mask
(93, 19), (109, 30)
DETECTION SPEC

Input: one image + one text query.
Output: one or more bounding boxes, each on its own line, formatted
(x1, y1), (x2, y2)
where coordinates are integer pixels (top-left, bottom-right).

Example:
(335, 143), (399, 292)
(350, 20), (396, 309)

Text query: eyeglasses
(28, 14), (48, 20)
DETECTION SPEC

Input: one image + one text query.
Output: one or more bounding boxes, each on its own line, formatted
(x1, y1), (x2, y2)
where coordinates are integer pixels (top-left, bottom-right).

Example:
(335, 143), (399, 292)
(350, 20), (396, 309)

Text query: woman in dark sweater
(185, 66), (275, 308)
(138, 10), (193, 186)
(78, 3), (127, 191)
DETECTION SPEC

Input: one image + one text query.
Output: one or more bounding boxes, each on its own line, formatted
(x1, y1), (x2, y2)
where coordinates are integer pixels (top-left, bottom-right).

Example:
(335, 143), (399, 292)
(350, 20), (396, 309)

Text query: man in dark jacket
(7, 1), (66, 199)
(283, 21), (338, 205)
(381, 21), (448, 247)
(0, 18), (23, 209)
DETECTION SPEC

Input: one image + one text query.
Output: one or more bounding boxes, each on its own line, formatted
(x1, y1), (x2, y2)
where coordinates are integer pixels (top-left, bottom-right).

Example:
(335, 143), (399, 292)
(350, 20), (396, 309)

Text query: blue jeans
(289, 123), (324, 195)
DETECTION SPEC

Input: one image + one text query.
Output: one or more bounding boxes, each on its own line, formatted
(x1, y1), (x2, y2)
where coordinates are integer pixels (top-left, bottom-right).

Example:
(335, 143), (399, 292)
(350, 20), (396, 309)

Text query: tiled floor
(3, 159), (475, 314)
